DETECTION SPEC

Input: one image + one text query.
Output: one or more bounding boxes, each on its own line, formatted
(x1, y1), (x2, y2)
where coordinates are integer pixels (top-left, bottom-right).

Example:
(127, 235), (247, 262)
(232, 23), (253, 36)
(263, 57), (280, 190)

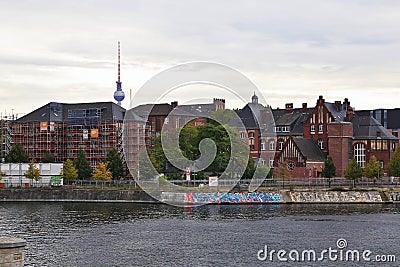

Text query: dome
(114, 90), (125, 102)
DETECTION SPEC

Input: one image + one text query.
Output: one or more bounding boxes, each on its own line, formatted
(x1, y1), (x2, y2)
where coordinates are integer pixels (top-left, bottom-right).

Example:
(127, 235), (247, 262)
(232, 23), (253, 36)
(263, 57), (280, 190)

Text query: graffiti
(390, 192), (400, 201)
(186, 192), (284, 204)
(289, 191), (382, 203)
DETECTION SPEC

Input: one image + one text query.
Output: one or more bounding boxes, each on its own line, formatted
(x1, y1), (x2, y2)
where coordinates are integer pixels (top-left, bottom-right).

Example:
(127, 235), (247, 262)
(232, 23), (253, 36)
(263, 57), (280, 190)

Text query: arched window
(269, 140), (275, 151)
(354, 143), (366, 167)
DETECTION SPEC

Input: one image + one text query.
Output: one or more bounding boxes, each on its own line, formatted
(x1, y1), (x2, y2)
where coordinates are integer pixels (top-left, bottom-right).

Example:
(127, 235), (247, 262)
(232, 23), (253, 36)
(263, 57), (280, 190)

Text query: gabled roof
(292, 138), (325, 162)
(234, 102), (267, 129)
(15, 102), (126, 123)
(324, 102), (347, 122)
(351, 115), (398, 140)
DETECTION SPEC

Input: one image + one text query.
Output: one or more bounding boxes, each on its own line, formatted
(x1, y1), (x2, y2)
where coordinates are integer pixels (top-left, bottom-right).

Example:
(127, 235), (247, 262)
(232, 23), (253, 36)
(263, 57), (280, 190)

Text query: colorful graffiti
(186, 192), (284, 204)
(289, 191), (382, 203)
(390, 192), (400, 201)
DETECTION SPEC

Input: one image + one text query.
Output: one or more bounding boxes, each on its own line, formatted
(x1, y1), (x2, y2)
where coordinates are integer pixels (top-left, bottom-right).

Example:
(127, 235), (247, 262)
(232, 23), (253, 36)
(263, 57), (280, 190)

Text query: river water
(0, 202), (399, 266)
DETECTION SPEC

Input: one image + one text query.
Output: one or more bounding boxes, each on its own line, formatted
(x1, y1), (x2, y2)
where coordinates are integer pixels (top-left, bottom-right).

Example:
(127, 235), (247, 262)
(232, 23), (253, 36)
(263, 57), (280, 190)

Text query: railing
(2, 177), (400, 190)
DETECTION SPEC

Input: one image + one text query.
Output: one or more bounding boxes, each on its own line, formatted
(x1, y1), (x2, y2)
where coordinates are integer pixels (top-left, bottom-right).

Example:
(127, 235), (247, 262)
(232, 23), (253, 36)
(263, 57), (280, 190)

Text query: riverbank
(0, 188), (399, 204)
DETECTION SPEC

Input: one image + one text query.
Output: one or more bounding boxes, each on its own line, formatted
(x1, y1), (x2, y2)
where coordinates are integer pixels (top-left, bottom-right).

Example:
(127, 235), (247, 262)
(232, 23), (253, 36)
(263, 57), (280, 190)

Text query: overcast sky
(1, 0), (400, 117)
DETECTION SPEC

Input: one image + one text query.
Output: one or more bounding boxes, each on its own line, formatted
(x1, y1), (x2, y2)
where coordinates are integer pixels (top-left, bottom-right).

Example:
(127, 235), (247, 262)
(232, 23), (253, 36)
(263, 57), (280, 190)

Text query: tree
(363, 155), (382, 179)
(61, 159), (78, 180)
(243, 157), (256, 179)
(277, 160), (292, 179)
(42, 151), (55, 163)
(74, 149), (92, 179)
(344, 158), (362, 181)
(5, 143), (29, 163)
(0, 170), (4, 181)
(388, 146), (400, 177)
(105, 148), (124, 179)
(25, 159), (41, 183)
(322, 156), (336, 178)
(93, 162), (112, 181)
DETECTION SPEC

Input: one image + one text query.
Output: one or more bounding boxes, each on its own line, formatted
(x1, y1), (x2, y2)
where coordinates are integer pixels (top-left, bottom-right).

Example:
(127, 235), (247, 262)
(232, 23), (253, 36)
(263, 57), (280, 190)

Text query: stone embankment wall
(289, 191), (382, 203)
(0, 188), (390, 204)
(0, 188), (157, 203)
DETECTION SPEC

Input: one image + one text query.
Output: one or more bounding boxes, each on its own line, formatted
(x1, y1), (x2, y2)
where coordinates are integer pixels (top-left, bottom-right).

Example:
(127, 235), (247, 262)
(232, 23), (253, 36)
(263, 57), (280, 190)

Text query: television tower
(113, 41), (125, 106)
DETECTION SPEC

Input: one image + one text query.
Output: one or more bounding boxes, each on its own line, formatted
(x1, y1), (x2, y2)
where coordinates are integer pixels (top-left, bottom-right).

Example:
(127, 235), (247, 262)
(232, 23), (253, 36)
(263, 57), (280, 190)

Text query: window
(310, 124), (315, 132)
(318, 138), (324, 149)
(259, 158), (265, 165)
(248, 132), (255, 139)
(240, 132), (246, 139)
(261, 140), (266, 151)
(354, 143), (366, 167)
(269, 140), (275, 151)
(287, 161), (295, 171)
(274, 127), (281, 132)
(282, 126), (290, 132)
(278, 139), (284, 150)
(318, 124), (323, 132)
(269, 158), (274, 168)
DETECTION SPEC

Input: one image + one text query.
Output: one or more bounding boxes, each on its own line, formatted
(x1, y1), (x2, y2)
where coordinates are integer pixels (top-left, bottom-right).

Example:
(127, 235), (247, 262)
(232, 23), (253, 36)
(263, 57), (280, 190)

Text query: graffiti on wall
(390, 192), (400, 201)
(289, 191), (382, 202)
(186, 192), (284, 203)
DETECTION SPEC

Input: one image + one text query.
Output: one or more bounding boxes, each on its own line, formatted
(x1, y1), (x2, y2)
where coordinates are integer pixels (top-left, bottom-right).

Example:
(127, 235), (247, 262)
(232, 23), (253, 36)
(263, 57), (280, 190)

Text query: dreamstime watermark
(122, 62), (276, 206)
(257, 238), (396, 263)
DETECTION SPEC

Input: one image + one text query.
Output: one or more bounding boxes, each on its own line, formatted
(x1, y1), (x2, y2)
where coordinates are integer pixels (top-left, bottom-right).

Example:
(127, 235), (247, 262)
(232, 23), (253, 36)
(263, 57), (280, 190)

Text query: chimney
(345, 106), (355, 121)
(377, 131), (381, 138)
(285, 103), (293, 113)
(334, 101), (341, 111)
(302, 103), (307, 112)
(318, 95), (325, 104)
(171, 101), (178, 109)
(343, 98), (350, 111)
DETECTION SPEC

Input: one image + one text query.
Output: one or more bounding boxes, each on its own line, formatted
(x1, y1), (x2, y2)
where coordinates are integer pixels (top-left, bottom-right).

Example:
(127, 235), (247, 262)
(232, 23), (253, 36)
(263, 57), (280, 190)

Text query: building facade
(10, 102), (133, 167)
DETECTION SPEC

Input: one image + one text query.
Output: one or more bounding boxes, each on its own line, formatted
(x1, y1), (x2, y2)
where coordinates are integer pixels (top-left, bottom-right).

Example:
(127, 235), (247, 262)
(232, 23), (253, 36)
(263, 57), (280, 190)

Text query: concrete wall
(0, 188), (157, 203)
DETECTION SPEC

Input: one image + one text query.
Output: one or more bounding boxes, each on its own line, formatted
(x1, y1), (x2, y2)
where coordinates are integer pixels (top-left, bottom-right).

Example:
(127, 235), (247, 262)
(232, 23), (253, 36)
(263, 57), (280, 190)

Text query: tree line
(3, 144), (124, 181)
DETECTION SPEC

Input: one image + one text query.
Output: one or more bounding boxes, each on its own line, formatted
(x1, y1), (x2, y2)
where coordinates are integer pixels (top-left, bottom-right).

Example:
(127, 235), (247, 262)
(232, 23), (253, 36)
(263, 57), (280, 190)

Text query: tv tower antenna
(113, 41), (125, 106)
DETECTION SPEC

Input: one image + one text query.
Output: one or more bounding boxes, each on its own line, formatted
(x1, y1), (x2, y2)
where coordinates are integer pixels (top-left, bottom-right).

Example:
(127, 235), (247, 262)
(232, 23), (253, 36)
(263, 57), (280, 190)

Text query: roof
(176, 103), (216, 118)
(351, 115), (398, 140)
(15, 102), (126, 124)
(132, 103), (173, 117)
(356, 108), (400, 129)
(293, 138), (325, 162)
(234, 102), (269, 130)
(272, 108), (312, 136)
(324, 102), (347, 122)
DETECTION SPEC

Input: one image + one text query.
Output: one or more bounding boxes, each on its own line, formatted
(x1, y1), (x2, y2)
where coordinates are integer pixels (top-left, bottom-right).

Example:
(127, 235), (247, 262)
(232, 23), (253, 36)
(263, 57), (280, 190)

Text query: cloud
(1, 0), (400, 115)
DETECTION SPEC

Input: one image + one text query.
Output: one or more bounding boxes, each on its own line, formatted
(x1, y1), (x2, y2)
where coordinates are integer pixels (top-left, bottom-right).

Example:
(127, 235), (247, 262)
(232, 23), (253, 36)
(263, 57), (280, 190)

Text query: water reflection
(0, 203), (399, 266)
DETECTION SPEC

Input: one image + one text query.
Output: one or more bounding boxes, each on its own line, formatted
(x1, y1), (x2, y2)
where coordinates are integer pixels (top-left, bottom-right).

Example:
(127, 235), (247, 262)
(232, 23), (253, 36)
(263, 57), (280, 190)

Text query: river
(0, 203), (399, 266)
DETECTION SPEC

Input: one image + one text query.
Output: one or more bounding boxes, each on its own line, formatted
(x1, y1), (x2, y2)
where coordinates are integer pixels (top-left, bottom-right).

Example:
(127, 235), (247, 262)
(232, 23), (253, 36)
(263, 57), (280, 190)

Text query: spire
(114, 41), (125, 106)
(251, 92), (258, 104)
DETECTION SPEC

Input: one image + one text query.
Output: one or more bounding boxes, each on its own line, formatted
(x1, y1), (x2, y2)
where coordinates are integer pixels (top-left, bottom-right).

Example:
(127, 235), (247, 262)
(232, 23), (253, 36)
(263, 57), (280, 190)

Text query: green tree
(363, 155), (382, 179)
(322, 156), (336, 178)
(105, 148), (124, 179)
(388, 146), (400, 177)
(243, 157), (256, 179)
(42, 151), (55, 163)
(93, 162), (112, 181)
(5, 143), (29, 163)
(344, 158), (362, 181)
(61, 159), (78, 180)
(74, 149), (92, 179)
(25, 159), (41, 183)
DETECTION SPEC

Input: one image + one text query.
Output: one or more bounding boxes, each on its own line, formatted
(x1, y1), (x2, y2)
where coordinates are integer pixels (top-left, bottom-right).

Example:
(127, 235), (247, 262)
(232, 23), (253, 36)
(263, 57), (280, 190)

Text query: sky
(1, 0), (400, 118)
